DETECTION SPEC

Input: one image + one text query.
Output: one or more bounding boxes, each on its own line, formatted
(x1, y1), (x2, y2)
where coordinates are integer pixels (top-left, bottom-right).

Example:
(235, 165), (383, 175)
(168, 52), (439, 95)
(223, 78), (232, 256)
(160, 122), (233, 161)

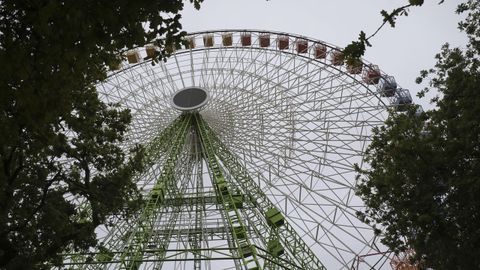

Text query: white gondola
(126, 50), (141, 64)
(277, 36), (289, 50)
(203, 34), (214, 47)
(330, 50), (343, 66)
(346, 60), (362, 74)
(313, 44), (327, 59)
(378, 76), (397, 97)
(241, 33), (251, 46)
(145, 44), (158, 59)
(222, 33), (233, 46)
(296, 39), (308, 53)
(259, 33), (270, 47)
(186, 36), (196, 49)
(362, 64), (381, 85)
(393, 88), (413, 111)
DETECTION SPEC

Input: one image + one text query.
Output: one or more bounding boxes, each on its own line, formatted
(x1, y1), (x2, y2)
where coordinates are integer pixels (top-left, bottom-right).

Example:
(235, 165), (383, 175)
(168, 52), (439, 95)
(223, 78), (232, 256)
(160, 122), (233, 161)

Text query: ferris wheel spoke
(65, 30), (410, 270)
(235, 161), (368, 246)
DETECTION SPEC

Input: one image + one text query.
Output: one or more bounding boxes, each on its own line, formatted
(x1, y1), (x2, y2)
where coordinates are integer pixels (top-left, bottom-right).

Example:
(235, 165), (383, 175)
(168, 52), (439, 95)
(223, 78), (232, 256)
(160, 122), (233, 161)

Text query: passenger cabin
(259, 34), (270, 47)
(346, 60), (363, 74)
(379, 76), (397, 97)
(145, 44), (157, 59)
(241, 33), (252, 46)
(296, 39), (308, 53)
(362, 64), (381, 85)
(126, 50), (141, 64)
(203, 34), (214, 47)
(314, 44), (327, 59)
(277, 36), (289, 50)
(222, 33), (233, 46)
(186, 36), (196, 49)
(393, 88), (413, 111)
(165, 43), (176, 54)
(330, 50), (344, 66)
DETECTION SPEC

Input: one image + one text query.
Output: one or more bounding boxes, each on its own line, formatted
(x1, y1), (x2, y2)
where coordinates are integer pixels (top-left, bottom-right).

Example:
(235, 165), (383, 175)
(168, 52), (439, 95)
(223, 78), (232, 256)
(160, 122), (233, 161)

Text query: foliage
(356, 1), (480, 269)
(0, 0), (202, 268)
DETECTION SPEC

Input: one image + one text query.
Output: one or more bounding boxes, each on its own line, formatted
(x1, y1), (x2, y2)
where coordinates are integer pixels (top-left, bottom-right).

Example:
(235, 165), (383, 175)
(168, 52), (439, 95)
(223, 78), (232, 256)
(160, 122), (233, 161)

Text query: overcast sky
(180, 0), (468, 110)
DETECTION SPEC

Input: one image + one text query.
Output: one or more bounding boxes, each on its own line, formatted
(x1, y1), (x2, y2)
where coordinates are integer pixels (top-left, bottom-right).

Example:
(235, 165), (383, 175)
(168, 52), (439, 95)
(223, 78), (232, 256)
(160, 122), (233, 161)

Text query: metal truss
(59, 30), (408, 269)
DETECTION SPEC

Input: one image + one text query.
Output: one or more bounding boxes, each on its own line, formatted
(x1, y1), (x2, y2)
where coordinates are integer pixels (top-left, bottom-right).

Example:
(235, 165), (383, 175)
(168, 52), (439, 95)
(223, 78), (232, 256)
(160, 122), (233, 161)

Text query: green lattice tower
(59, 30), (407, 269)
(62, 112), (327, 270)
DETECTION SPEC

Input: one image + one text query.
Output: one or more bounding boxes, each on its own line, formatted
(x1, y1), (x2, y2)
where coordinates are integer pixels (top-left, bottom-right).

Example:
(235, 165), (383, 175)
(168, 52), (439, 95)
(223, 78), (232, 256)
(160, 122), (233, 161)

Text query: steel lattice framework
(60, 30), (414, 270)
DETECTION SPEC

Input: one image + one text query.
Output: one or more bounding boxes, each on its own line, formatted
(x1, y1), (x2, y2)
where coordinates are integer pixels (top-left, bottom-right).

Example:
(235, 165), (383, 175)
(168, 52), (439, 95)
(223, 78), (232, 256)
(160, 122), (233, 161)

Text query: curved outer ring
(98, 29), (400, 269)
(111, 29), (413, 110)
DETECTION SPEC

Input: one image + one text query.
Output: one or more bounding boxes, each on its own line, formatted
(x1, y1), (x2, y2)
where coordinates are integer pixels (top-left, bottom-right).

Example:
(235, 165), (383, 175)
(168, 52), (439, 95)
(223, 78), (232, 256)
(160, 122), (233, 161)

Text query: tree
(0, 0), (203, 268)
(355, 1), (480, 269)
(343, 0), (436, 63)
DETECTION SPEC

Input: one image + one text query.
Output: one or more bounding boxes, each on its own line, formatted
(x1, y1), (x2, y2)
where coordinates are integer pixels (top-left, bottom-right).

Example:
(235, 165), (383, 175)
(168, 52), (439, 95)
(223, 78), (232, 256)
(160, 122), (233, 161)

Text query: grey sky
(180, 0), (468, 110)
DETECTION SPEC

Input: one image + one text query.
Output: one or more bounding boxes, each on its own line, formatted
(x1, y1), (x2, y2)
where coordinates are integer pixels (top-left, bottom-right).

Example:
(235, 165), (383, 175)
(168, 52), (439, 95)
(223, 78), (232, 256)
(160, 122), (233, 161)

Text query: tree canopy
(356, 1), (480, 269)
(0, 0), (202, 268)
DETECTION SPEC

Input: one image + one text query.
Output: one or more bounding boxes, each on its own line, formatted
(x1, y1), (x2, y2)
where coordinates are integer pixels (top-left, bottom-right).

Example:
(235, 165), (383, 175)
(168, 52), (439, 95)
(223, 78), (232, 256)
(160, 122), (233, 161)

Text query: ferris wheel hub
(171, 87), (209, 111)
(91, 30), (400, 269)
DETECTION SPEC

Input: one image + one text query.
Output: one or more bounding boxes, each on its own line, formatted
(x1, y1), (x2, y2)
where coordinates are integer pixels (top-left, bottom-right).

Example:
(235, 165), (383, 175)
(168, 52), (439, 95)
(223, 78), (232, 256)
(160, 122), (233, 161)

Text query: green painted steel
(144, 116), (188, 165)
(59, 116), (194, 269)
(194, 114), (327, 270)
(194, 113), (262, 270)
(120, 113), (192, 269)
(59, 113), (327, 270)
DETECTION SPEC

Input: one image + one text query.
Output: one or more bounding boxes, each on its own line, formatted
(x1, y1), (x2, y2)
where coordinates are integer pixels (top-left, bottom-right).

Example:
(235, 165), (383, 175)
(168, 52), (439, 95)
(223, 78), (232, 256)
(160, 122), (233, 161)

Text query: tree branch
(366, 4), (413, 41)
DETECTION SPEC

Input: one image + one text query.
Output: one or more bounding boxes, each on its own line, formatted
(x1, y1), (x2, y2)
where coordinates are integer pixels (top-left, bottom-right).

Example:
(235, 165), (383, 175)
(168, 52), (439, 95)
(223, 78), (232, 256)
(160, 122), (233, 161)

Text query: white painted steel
(95, 30), (405, 269)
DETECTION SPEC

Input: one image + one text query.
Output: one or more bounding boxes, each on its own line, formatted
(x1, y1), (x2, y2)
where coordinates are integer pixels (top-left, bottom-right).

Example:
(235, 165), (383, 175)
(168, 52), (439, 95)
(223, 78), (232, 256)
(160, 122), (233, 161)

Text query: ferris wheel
(63, 30), (414, 270)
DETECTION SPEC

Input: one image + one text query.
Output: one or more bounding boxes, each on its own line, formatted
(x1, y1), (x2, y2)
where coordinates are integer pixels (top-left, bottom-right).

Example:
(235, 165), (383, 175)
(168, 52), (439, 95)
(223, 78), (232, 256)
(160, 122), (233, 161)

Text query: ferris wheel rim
(93, 29), (410, 269)
(109, 29), (415, 111)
